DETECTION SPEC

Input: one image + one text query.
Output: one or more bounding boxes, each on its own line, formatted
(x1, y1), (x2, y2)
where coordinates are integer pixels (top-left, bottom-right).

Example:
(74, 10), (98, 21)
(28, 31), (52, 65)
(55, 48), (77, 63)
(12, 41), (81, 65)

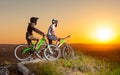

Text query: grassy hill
(24, 51), (120, 75)
(0, 44), (120, 75)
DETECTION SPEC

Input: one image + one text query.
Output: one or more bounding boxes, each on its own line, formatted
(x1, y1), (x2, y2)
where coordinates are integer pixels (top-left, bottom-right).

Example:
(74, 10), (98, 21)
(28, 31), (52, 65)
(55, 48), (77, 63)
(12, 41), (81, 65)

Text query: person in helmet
(47, 19), (59, 44)
(26, 17), (45, 49)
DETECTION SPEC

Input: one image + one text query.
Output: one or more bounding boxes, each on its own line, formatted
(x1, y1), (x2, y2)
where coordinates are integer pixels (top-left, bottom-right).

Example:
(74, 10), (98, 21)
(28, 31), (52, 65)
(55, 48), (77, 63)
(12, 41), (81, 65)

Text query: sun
(97, 28), (113, 41)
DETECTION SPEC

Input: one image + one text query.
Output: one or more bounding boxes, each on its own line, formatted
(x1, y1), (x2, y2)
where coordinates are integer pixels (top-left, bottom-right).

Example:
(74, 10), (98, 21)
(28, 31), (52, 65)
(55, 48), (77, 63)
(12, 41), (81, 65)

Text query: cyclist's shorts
(47, 35), (57, 41)
(27, 35), (38, 40)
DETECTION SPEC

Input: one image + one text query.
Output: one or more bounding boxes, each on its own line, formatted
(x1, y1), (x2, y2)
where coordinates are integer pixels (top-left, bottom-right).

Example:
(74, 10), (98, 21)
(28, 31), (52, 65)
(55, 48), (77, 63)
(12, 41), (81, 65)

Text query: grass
(0, 44), (120, 75)
(25, 62), (63, 75)
(0, 60), (11, 66)
(25, 51), (120, 75)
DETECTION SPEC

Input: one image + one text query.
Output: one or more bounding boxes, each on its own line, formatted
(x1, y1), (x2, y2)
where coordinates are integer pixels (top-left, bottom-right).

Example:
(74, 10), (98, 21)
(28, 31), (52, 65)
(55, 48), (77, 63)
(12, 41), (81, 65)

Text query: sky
(0, 0), (120, 44)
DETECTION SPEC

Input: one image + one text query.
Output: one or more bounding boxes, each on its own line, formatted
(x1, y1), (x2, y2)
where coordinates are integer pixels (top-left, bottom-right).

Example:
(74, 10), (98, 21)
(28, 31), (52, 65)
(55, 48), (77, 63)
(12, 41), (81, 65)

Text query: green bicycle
(14, 36), (61, 61)
(58, 35), (74, 60)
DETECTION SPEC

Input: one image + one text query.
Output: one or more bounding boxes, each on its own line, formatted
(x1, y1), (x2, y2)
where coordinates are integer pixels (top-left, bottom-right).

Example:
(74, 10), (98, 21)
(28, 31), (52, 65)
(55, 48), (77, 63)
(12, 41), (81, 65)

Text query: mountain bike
(58, 35), (74, 60)
(14, 36), (61, 61)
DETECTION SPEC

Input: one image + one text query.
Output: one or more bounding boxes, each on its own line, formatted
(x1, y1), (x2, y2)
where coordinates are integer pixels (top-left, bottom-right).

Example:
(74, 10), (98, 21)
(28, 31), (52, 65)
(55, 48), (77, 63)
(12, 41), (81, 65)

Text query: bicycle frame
(58, 39), (65, 47)
(58, 35), (70, 48)
(22, 37), (46, 53)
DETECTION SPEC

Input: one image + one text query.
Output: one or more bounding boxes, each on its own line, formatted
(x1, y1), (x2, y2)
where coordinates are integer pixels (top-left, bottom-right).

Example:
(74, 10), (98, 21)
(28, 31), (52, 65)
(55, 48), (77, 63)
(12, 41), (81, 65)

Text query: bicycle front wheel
(14, 44), (32, 61)
(44, 44), (61, 61)
(63, 45), (74, 60)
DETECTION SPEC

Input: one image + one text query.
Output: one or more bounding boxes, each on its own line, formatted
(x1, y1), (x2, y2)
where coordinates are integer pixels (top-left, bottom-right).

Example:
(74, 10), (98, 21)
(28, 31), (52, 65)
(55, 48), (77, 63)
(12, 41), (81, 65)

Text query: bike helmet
(52, 19), (58, 24)
(30, 17), (39, 23)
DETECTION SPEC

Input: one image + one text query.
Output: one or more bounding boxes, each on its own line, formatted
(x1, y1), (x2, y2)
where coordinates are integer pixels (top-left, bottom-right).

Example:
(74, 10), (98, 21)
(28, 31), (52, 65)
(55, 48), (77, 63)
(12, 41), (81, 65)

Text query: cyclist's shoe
(57, 38), (61, 41)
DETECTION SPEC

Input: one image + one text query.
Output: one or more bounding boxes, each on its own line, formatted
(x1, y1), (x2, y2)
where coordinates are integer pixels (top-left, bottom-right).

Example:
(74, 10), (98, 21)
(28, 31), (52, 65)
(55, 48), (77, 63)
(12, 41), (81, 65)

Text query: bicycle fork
(47, 45), (53, 54)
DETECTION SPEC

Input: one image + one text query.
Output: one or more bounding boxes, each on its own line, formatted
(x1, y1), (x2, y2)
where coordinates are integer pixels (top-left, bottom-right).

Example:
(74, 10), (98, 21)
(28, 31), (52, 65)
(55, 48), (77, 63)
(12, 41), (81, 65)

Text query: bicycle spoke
(44, 44), (61, 61)
(14, 44), (32, 61)
(63, 45), (74, 60)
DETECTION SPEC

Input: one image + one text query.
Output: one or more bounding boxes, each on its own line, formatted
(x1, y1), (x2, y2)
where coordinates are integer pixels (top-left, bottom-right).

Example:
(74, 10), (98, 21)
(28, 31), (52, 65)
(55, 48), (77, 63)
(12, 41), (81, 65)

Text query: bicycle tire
(14, 44), (32, 61)
(63, 45), (74, 60)
(44, 44), (61, 61)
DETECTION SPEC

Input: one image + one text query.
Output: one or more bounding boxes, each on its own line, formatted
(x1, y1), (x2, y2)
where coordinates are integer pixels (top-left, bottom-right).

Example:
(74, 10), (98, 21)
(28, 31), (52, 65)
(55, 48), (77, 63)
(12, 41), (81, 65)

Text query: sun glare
(97, 28), (113, 42)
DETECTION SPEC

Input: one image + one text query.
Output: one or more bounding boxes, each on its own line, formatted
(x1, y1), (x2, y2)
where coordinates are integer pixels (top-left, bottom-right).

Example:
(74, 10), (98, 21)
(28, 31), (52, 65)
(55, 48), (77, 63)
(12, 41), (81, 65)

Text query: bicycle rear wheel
(14, 44), (32, 61)
(44, 44), (61, 61)
(63, 45), (74, 60)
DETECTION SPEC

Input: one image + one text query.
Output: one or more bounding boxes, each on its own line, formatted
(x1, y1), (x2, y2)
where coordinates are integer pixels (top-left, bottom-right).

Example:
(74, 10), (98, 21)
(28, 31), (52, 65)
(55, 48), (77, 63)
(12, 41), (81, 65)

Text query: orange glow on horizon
(0, 0), (120, 44)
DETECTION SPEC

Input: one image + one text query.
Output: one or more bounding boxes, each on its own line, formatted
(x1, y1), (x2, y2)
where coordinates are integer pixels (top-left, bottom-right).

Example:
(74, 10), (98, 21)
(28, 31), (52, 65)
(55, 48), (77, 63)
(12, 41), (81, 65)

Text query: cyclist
(26, 17), (45, 49)
(47, 19), (60, 44)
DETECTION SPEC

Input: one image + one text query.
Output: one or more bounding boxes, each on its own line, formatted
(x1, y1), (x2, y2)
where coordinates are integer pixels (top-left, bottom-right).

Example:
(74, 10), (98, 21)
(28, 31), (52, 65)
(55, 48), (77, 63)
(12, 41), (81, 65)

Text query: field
(71, 44), (120, 63)
(0, 44), (120, 75)
(0, 44), (18, 64)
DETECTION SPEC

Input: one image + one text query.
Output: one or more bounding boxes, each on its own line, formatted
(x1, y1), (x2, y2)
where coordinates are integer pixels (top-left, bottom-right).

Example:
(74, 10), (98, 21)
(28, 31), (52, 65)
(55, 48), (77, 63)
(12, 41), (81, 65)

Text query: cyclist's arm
(31, 25), (45, 35)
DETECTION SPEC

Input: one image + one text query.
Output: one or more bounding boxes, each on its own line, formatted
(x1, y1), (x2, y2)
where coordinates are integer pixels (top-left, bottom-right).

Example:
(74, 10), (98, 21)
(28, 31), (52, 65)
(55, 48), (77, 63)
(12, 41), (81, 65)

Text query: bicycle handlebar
(61, 35), (71, 40)
(42, 34), (46, 38)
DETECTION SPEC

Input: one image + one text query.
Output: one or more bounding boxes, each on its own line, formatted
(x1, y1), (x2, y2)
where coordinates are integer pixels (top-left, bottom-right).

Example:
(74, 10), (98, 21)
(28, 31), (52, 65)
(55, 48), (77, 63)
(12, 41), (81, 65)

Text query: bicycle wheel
(63, 45), (74, 60)
(14, 44), (32, 61)
(44, 44), (61, 61)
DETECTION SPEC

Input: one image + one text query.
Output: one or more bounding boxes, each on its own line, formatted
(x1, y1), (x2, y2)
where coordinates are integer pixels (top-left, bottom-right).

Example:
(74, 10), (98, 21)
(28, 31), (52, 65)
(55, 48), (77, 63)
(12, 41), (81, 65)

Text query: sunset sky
(0, 0), (120, 44)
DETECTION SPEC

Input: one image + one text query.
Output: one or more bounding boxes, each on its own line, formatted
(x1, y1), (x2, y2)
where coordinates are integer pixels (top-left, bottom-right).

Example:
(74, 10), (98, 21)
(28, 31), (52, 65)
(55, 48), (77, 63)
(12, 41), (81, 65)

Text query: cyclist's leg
(56, 38), (61, 46)
(50, 35), (59, 45)
(29, 35), (39, 49)
(26, 36), (32, 46)
(51, 35), (60, 45)
(49, 39), (53, 44)
(35, 39), (39, 49)
(47, 35), (53, 44)
(25, 36), (33, 54)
